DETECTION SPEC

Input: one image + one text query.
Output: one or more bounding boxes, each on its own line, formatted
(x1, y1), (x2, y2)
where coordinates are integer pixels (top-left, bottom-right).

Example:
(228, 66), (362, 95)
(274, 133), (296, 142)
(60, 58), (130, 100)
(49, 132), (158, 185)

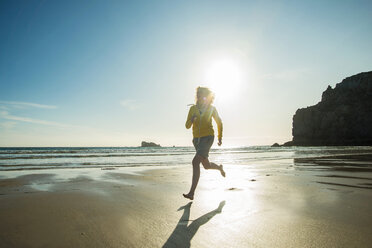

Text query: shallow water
(1, 146), (372, 172)
(1, 146), (372, 193)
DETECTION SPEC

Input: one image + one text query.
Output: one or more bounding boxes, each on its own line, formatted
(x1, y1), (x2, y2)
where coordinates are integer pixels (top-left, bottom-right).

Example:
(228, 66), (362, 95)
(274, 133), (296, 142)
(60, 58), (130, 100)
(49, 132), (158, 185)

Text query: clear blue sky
(1, 0), (371, 147)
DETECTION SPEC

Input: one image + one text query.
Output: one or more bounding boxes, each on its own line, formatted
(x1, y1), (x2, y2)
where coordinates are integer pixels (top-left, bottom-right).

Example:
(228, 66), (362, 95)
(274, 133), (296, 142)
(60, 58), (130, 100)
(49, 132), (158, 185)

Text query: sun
(204, 59), (242, 102)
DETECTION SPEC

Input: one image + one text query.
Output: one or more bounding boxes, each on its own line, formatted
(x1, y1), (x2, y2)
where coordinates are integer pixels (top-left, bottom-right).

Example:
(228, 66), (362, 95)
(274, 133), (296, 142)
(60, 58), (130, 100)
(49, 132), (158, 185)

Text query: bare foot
(183, 193), (194, 200)
(219, 164), (226, 177)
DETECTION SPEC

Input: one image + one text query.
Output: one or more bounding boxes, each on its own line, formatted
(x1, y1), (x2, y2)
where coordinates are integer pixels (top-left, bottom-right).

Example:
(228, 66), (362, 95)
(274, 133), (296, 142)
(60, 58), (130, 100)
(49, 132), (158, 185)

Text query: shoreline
(1, 155), (372, 247)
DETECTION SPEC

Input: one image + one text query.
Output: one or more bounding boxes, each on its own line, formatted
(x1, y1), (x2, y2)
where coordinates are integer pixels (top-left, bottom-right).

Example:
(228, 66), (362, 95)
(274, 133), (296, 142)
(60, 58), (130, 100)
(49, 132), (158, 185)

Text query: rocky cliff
(285, 71), (372, 146)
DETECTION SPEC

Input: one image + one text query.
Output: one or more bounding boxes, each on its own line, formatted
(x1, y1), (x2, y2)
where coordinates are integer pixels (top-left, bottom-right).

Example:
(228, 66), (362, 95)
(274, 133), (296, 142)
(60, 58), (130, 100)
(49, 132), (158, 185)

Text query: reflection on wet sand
(294, 153), (372, 190)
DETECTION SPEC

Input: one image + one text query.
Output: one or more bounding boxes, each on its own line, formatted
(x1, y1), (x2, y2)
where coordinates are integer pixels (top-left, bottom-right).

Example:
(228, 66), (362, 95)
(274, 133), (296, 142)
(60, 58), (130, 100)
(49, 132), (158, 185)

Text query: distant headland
(283, 71), (372, 146)
(141, 141), (161, 147)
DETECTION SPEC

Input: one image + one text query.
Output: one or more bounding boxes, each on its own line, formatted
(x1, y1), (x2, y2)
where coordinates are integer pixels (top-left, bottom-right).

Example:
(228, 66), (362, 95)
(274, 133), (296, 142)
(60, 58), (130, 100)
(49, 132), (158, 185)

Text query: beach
(2, 1), (372, 247)
(1, 148), (372, 247)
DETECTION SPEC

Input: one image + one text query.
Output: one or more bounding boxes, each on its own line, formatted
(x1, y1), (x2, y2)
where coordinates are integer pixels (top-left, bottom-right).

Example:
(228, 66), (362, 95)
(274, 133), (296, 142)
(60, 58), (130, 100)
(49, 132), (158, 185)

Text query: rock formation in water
(141, 141), (161, 147)
(284, 71), (372, 146)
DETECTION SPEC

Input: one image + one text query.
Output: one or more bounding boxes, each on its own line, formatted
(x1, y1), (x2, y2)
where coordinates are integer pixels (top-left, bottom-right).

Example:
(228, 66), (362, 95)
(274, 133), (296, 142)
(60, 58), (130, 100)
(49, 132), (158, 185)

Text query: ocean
(1, 146), (372, 172)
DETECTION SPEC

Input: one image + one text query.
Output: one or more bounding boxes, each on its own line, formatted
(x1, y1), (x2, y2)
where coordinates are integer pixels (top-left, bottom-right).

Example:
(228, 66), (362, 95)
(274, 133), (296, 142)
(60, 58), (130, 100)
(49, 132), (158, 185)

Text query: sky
(0, 0), (371, 147)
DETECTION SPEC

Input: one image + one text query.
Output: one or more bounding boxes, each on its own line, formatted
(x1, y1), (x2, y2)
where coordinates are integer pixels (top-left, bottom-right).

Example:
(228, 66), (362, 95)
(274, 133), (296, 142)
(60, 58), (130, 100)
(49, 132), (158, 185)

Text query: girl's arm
(185, 106), (196, 129)
(212, 107), (223, 143)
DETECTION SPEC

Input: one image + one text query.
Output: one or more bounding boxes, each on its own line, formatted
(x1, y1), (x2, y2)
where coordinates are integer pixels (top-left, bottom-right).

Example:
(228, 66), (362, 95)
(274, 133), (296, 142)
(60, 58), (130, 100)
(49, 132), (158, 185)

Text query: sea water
(1, 146), (372, 172)
(1, 146), (372, 191)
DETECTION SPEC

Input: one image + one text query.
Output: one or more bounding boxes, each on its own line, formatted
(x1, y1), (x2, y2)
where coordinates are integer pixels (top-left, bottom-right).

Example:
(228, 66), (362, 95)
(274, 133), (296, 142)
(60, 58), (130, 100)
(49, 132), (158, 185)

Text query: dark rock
(271, 143), (280, 147)
(282, 141), (294, 146)
(141, 141), (161, 147)
(287, 71), (372, 146)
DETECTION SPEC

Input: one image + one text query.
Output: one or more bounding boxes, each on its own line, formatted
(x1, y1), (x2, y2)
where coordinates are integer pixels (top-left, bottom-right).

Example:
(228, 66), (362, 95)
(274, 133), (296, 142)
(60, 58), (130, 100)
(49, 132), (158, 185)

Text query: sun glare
(204, 59), (242, 103)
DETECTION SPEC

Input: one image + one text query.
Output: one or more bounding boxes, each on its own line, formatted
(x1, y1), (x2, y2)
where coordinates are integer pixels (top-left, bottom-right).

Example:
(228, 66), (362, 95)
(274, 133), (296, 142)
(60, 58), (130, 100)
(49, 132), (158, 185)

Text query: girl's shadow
(162, 201), (226, 248)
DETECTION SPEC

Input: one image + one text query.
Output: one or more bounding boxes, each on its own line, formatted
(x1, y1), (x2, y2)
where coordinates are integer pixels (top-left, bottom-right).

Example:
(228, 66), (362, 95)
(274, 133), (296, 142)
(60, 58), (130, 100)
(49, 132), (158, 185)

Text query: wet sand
(1, 155), (372, 247)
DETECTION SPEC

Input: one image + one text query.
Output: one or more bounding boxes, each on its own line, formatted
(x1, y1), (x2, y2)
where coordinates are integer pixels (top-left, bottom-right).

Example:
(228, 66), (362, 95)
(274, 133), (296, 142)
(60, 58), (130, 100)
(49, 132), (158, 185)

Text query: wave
(1, 146), (372, 172)
(0, 152), (196, 160)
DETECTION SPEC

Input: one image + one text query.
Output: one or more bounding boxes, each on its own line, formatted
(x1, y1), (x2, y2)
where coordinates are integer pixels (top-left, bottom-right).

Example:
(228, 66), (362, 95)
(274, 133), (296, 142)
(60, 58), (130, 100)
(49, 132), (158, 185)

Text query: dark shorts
(192, 135), (214, 158)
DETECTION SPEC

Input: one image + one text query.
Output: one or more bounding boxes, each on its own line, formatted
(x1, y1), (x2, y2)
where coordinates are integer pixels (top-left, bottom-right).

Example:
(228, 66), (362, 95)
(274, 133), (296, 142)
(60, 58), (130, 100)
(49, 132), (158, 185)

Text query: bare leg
(201, 158), (226, 177)
(183, 155), (203, 200)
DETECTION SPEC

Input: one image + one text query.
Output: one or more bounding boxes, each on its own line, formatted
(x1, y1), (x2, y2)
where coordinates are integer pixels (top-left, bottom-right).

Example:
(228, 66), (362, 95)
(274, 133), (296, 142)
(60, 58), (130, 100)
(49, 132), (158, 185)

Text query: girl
(183, 87), (225, 200)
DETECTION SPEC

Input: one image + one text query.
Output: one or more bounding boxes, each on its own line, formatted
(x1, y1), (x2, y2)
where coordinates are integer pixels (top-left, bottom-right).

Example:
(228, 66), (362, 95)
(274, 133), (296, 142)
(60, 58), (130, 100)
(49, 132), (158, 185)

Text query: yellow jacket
(185, 105), (223, 139)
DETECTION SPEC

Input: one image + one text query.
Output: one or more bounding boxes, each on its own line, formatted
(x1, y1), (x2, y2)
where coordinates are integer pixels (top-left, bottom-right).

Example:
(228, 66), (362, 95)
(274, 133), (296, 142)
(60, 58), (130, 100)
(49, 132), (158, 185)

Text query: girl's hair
(195, 86), (215, 106)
